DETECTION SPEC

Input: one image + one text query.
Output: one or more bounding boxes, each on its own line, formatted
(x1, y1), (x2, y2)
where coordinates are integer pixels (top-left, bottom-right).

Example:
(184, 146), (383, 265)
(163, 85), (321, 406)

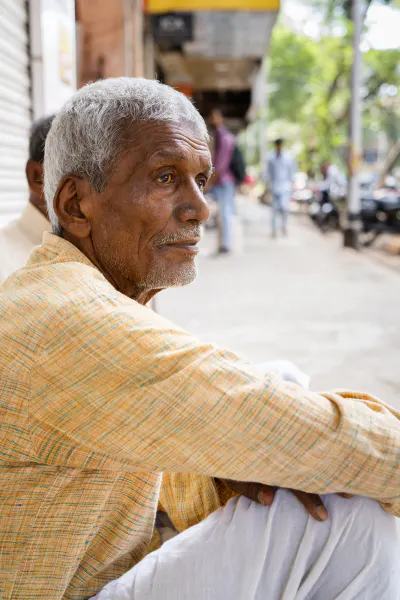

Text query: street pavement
(158, 201), (400, 410)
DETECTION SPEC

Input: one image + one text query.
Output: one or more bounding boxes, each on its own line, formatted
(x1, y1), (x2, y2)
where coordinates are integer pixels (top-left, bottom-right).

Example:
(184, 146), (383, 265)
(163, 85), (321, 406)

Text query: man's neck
(29, 194), (49, 219)
(61, 231), (160, 306)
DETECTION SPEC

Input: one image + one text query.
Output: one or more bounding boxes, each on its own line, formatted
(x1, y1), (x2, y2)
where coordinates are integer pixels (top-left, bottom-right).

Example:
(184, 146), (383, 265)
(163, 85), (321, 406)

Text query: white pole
(259, 58), (269, 176)
(344, 0), (363, 249)
(132, 0), (144, 78)
(144, 26), (156, 79)
(29, 0), (45, 119)
(123, 0), (134, 77)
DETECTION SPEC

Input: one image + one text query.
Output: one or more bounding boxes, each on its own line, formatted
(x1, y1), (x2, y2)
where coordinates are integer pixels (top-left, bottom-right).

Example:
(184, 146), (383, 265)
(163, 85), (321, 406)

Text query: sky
(283, 1), (400, 50)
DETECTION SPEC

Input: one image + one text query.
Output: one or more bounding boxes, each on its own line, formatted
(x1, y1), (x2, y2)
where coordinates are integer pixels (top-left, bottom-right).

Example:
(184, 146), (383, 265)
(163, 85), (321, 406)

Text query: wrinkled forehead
(121, 120), (212, 169)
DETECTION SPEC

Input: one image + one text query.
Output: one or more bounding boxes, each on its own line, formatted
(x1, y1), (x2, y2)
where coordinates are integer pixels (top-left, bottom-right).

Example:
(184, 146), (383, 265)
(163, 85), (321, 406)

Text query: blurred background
(0, 0), (399, 405)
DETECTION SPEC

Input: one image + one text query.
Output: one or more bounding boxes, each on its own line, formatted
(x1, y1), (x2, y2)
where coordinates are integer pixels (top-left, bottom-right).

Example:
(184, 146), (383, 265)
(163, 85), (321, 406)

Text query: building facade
(0, 0), (76, 225)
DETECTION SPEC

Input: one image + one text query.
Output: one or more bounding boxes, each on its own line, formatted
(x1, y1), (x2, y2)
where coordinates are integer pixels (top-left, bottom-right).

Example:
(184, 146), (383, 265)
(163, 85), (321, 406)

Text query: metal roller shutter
(0, 0), (31, 225)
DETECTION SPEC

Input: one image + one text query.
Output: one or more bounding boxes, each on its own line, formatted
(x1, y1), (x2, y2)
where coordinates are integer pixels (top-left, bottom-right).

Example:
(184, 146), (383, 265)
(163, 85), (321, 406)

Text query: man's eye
(197, 179), (206, 191)
(157, 173), (174, 184)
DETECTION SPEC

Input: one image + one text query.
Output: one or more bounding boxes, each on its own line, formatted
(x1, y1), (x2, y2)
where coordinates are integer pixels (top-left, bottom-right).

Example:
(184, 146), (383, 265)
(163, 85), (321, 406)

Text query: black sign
(151, 13), (193, 45)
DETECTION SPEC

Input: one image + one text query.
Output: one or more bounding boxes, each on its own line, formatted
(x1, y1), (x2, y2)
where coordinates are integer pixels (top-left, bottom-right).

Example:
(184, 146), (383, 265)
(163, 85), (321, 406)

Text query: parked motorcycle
(360, 189), (400, 246)
(308, 196), (341, 232)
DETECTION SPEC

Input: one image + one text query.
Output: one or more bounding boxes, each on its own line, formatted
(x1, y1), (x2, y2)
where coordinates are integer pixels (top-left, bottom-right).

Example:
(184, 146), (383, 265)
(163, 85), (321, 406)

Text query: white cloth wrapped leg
(91, 490), (400, 600)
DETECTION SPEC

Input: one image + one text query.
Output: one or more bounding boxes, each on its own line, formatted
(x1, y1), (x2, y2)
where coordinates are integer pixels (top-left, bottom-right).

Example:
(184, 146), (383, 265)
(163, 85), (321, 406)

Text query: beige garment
(0, 202), (50, 283)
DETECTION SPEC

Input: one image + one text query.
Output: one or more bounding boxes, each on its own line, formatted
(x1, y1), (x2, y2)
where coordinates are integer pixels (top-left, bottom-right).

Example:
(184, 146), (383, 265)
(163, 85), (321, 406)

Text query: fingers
(290, 489), (328, 521)
(256, 484), (276, 506)
(220, 480), (276, 506)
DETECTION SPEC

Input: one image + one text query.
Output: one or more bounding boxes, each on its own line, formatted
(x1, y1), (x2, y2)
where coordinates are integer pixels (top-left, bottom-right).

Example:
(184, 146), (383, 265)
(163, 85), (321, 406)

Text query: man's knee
(356, 496), (399, 550)
(325, 494), (399, 566)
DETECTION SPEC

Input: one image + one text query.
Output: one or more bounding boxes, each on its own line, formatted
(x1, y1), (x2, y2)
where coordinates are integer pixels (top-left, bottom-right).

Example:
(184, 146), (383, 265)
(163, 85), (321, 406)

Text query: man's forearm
(36, 304), (400, 514)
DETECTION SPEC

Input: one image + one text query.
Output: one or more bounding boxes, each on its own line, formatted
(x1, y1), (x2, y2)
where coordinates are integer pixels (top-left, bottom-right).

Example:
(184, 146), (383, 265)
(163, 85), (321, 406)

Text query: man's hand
(220, 362), (356, 520)
(220, 479), (353, 522)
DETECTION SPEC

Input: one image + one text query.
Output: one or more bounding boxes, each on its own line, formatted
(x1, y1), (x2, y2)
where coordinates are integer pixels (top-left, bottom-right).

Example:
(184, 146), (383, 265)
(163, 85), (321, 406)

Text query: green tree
(267, 28), (319, 124)
(305, 0), (399, 22)
(261, 2), (400, 175)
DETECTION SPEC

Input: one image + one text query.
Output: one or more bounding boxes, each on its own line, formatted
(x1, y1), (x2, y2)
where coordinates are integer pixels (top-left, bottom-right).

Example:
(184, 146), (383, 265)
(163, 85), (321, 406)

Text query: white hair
(44, 77), (209, 233)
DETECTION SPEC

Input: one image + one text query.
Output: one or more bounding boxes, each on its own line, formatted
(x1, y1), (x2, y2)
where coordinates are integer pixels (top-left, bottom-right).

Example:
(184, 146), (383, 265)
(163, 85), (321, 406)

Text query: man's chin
(164, 263), (198, 288)
(145, 262), (198, 290)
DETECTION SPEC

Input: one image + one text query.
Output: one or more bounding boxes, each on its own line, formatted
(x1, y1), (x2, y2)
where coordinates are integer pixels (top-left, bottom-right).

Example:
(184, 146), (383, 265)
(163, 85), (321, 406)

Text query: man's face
(26, 159), (48, 216)
(85, 121), (212, 296)
(209, 110), (223, 129)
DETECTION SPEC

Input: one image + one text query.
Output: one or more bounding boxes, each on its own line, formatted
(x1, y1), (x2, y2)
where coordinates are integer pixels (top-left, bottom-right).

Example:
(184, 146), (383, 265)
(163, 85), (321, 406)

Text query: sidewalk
(158, 202), (400, 410)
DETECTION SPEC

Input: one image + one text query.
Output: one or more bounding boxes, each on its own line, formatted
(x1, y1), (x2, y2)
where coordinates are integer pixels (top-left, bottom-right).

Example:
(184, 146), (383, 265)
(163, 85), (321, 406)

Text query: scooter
(360, 190), (400, 246)
(308, 192), (341, 233)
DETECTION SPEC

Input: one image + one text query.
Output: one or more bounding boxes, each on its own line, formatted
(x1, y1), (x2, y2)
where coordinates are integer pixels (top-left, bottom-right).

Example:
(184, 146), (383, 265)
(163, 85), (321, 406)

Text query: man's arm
(30, 290), (400, 514)
(266, 156), (273, 183)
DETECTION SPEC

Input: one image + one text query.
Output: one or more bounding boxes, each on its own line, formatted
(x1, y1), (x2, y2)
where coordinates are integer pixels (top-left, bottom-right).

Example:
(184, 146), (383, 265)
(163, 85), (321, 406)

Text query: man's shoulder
(226, 129), (236, 144)
(0, 217), (23, 243)
(219, 126), (235, 144)
(283, 150), (294, 161)
(1, 255), (116, 319)
(0, 219), (33, 284)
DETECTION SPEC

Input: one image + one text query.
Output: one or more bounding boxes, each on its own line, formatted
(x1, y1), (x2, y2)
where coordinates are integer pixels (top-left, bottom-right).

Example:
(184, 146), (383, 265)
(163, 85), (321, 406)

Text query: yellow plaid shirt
(0, 232), (399, 599)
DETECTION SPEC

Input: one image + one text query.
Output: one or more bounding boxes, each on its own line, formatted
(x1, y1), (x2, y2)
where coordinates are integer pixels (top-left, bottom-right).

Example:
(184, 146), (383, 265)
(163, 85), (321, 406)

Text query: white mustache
(155, 226), (203, 246)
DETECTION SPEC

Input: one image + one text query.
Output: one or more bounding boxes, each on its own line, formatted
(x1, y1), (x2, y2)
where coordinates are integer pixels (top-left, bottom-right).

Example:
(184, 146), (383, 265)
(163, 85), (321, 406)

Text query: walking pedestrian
(209, 108), (236, 254)
(266, 138), (297, 237)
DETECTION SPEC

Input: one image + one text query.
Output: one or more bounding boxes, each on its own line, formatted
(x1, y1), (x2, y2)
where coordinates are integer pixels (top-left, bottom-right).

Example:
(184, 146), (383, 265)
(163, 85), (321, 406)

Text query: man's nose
(175, 181), (210, 224)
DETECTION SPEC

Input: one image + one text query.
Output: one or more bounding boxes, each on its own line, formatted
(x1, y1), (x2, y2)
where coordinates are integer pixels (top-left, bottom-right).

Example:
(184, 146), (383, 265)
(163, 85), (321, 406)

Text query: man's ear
(26, 160), (44, 198)
(53, 176), (93, 238)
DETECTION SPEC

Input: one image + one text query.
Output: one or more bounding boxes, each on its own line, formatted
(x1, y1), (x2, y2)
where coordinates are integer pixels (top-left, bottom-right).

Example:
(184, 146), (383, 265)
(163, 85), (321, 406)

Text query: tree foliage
(305, 0), (398, 22)
(259, 1), (400, 175)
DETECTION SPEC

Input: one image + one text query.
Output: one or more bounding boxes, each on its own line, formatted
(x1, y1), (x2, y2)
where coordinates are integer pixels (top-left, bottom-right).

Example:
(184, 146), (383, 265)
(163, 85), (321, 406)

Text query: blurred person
(266, 138), (297, 237)
(0, 115), (54, 283)
(318, 161), (346, 205)
(208, 108), (236, 254)
(319, 161), (332, 206)
(0, 78), (399, 600)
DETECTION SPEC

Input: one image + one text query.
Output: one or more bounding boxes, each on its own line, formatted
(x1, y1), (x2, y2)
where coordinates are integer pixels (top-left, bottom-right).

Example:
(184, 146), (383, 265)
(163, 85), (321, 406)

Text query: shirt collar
(18, 202), (51, 245)
(38, 232), (98, 270)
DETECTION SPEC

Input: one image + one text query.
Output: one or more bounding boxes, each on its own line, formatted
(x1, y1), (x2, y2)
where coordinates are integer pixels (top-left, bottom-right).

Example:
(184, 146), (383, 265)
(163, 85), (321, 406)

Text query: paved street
(158, 201), (400, 410)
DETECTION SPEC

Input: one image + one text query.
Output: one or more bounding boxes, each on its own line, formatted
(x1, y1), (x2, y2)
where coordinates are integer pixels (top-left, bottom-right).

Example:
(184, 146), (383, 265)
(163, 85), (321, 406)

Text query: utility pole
(144, 25), (156, 79)
(123, 0), (144, 78)
(343, 0), (363, 249)
(258, 58), (269, 174)
(132, 0), (144, 77)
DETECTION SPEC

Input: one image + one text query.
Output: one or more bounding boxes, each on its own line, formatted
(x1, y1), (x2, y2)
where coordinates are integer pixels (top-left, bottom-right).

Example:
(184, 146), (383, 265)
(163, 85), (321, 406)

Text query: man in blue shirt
(266, 138), (297, 237)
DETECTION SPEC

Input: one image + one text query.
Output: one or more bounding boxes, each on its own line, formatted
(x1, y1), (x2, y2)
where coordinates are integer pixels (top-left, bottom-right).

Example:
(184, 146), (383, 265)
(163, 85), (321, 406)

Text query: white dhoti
(92, 490), (400, 600)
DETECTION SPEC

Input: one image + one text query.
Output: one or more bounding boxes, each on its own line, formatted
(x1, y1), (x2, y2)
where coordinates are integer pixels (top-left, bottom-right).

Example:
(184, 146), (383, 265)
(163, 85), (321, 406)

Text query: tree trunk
(378, 139), (400, 186)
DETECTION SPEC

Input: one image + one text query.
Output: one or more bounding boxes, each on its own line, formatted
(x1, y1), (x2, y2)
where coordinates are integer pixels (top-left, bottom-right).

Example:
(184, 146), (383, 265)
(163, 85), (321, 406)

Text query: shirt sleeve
(30, 289), (400, 515)
(266, 156), (273, 182)
(213, 128), (234, 176)
(158, 473), (234, 533)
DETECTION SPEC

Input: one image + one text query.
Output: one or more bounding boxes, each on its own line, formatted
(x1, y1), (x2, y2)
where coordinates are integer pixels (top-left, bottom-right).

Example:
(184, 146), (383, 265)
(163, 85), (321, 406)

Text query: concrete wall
(76, 0), (125, 87)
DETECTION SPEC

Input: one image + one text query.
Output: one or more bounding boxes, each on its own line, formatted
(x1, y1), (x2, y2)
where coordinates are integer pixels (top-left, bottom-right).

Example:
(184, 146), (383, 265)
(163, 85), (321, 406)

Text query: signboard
(146, 0), (279, 14)
(151, 13), (193, 44)
(41, 0), (76, 114)
(172, 82), (194, 97)
(184, 11), (276, 58)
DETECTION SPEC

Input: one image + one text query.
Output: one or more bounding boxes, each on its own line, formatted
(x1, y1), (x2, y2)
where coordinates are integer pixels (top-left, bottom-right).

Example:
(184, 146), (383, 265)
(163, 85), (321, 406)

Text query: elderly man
(0, 115), (54, 282)
(0, 78), (399, 600)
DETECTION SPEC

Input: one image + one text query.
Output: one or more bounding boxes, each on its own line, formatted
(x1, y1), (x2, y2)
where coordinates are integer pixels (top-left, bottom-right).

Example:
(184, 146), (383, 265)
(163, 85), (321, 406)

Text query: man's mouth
(161, 239), (200, 254)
